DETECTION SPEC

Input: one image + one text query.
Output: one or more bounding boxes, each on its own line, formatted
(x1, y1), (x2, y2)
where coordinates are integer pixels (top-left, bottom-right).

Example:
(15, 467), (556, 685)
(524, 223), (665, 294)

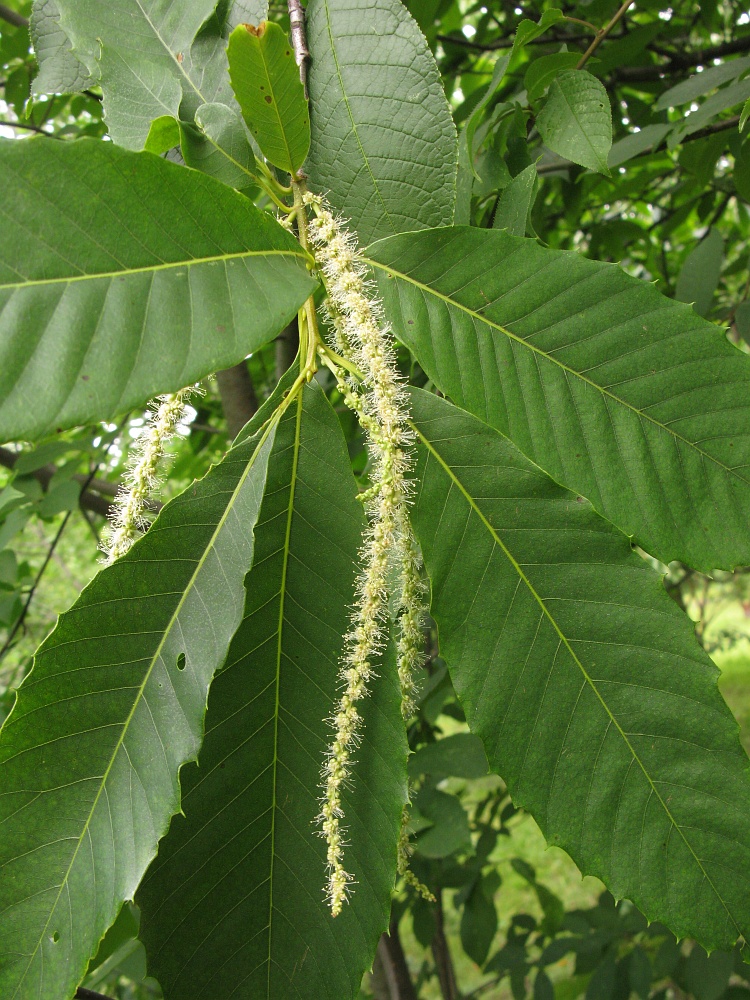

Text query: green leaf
(741, 96), (750, 132)
(0, 138), (316, 444)
(408, 732), (489, 779)
(493, 164), (538, 236)
(30, 0), (92, 95)
(180, 102), (259, 189)
(510, 9), (565, 64)
(409, 387), (750, 953)
(228, 21), (310, 174)
(735, 300), (750, 343)
(656, 56), (750, 111)
(675, 229), (724, 318)
(537, 69), (612, 175)
(0, 395), (282, 1000)
(607, 124), (671, 168)
(52, 0), (219, 148)
(525, 52), (581, 103)
(144, 114), (181, 154)
(366, 226), (750, 572)
(669, 77), (750, 147)
(305, 0), (458, 245)
(415, 786), (471, 858)
(464, 55), (511, 180)
(461, 878), (498, 966)
(137, 381), (407, 998)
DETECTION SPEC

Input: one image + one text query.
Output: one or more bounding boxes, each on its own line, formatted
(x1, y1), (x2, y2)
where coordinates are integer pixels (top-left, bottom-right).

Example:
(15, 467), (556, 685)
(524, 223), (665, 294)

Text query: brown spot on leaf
(264, 95), (272, 103)
(244, 22), (266, 36)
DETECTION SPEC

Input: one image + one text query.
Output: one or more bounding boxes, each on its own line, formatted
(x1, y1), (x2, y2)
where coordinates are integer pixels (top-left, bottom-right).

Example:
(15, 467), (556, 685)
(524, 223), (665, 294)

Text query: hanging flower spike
(104, 388), (193, 564)
(397, 805), (435, 902)
(304, 191), (427, 913)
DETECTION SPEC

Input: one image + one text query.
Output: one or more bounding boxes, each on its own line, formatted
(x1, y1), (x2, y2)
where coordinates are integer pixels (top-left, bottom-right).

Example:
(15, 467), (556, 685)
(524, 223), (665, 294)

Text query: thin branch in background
(0, 3), (27, 27)
(0, 423), (126, 663)
(75, 989), (115, 1000)
(617, 35), (750, 81)
(436, 31), (592, 51)
(0, 120), (57, 136)
(431, 889), (460, 1000)
(577, 0), (636, 69)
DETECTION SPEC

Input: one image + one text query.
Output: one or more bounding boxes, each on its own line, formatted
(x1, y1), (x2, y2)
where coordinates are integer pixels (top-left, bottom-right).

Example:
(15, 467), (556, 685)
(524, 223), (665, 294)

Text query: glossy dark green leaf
(368, 226), (750, 572)
(0, 138), (315, 443)
(0, 397), (282, 1000)
(228, 21), (310, 174)
(138, 381), (407, 998)
(409, 387), (750, 953)
(537, 69), (612, 175)
(305, 0), (458, 245)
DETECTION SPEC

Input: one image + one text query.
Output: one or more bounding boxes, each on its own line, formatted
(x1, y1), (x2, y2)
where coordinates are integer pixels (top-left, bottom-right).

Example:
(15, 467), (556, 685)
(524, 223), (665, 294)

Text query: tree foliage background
(1, 0), (750, 998)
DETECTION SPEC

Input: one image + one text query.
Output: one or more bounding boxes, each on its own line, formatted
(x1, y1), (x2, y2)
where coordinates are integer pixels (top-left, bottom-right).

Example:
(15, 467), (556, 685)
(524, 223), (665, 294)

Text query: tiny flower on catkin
(304, 191), (427, 914)
(104, 388), (193, 564)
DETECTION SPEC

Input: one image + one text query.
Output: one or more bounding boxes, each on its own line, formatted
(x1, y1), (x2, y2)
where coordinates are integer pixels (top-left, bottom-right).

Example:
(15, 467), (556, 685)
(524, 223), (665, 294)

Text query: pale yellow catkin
(304, 192), (427, 914)
(104, 389), (192, 564)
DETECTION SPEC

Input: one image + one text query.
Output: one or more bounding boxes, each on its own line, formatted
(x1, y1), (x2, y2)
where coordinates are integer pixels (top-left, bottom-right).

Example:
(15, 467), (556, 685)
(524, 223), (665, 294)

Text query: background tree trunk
(215, 361), (258, 438)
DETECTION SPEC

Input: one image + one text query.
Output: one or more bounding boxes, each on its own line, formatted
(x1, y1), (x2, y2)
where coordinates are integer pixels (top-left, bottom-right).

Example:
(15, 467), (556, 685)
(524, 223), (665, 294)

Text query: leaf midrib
(1, 249), (306, 291)
(367, 257), (746, 486)
(266, 391), (303, 997)
(11, 412), (280, 997)
(115, 0), (241, 174)
(257, 37), (298, 173)
(320, 0), (395, 234)
(412, 418), (740, 937)
(554, 76), (607, 172)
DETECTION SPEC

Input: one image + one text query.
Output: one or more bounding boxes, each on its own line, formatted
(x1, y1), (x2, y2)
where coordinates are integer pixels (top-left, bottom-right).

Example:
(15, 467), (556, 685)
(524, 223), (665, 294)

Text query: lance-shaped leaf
(368, 227), (750, 572)
(228, 21), (310, 174)
(0, 391), (284, 1000)
(409, 388), (750, 953)
(305, 0), (458, 245)
(138, 381), (407, 998)
(0, 138), (316, 444)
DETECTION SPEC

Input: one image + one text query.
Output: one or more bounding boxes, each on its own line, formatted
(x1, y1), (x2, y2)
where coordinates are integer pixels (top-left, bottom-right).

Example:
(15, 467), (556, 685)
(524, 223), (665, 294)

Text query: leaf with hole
(0, 392), (282, 1000)
(228, 20), (310, 174)
(137, 381), (407, 999)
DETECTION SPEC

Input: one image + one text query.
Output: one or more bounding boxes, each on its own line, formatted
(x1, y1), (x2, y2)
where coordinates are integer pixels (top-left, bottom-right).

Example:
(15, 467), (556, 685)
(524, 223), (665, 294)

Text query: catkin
(304, 192), (427, 914)
(104, 389), (192, 564)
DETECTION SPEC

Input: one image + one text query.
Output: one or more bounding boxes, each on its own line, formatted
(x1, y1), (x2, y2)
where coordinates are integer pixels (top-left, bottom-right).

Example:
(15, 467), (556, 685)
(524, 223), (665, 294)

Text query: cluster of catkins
(304, 192), (431, 915)
(103, 389), (192, 564)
